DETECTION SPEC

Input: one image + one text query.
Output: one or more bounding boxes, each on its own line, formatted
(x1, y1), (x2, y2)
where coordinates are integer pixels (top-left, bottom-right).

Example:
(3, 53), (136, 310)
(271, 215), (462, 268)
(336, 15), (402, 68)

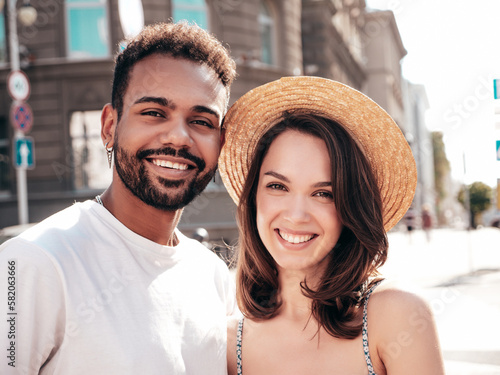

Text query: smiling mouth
(151, 159), (190, 171)
(277, 229), (316, 244)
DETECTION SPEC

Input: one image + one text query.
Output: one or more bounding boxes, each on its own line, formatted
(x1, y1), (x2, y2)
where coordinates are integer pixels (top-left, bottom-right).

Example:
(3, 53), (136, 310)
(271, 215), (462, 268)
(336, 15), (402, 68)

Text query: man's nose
(159, 117), (194, 148)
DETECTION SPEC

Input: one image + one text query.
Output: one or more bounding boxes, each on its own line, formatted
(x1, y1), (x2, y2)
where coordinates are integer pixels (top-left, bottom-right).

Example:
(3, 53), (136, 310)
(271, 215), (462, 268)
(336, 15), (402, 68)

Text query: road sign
(14, 137), (35, 169)
(10, 102), (34, 133)
(7, 70), (31, 102)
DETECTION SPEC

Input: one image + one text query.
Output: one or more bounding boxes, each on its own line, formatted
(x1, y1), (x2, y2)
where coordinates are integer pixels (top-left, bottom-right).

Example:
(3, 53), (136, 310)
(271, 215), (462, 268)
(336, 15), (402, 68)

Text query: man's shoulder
(1, 201), (97, 255)
(22, 201), (92, 236)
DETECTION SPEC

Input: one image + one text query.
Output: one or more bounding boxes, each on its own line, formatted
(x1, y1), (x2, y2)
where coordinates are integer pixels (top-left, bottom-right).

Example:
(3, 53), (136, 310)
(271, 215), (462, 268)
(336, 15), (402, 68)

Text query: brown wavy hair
(236, 112), (388, 339)
(112, 21), (236, 120)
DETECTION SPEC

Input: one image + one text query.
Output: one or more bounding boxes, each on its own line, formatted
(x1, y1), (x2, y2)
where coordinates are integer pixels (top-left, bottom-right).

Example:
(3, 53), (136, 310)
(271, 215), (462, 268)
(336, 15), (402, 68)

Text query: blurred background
(1, 1), (500, 372)
(0, 0), (498, 242)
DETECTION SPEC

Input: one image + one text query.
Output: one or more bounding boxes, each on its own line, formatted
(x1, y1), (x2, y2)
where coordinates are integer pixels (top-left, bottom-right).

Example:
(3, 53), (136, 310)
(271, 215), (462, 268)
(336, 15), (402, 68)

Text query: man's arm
(0, 239), (65, 374)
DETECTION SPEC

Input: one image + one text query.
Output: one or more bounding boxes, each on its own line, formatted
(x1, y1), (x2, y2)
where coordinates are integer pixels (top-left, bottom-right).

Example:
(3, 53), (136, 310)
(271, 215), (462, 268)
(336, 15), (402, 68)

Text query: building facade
(403, 81), (437, 224)
(0, 0), (433, 244)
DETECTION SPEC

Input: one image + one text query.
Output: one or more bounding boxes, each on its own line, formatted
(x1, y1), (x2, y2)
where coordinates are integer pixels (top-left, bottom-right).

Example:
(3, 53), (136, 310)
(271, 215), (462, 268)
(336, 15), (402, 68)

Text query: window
(66, 0), (110, 58)
(69, 111), (111, 190)
(259, 1), (275, 65)
(0, 12), (6, 63)
(172, 0), (209, 30)
(0, 117), (11, 193)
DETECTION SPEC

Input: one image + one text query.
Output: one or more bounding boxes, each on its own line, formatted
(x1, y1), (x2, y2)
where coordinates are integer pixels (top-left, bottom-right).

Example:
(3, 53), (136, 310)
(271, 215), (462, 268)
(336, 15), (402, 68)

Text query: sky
(366, 0), (500, 188)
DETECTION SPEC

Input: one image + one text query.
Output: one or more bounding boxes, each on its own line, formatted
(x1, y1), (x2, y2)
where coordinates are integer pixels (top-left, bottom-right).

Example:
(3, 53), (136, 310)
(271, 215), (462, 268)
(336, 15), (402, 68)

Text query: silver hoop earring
(105, 142), (113, 169)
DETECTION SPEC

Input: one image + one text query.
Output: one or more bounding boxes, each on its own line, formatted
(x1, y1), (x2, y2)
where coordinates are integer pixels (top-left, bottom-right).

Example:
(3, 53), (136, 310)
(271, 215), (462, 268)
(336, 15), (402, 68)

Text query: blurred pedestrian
(422, 204), (433, 242)
(404, 207), (416, 244)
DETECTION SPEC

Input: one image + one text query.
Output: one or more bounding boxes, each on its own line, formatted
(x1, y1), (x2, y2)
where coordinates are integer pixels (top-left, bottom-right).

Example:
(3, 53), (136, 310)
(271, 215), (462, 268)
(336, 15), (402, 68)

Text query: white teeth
(152, 159), (188, 170)
(279, 230), (314, 244)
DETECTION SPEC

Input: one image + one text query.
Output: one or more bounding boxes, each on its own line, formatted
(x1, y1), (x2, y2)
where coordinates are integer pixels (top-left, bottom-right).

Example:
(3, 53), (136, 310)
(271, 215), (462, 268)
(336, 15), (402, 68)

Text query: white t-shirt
(0, 200), (236, 374)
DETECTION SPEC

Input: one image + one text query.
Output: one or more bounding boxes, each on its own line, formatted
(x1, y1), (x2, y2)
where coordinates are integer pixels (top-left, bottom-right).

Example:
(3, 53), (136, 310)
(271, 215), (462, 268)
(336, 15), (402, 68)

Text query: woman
(219, 77), (445, 374)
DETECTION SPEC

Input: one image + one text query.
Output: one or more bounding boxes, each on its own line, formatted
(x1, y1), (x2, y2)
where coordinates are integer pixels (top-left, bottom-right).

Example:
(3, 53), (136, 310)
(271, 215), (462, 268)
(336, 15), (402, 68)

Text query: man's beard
(114, 143), (216, 211)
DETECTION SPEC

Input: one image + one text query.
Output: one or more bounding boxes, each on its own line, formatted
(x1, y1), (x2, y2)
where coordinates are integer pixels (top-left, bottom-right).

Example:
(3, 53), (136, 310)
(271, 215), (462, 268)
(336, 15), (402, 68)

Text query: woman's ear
(101, 103), (117, 147)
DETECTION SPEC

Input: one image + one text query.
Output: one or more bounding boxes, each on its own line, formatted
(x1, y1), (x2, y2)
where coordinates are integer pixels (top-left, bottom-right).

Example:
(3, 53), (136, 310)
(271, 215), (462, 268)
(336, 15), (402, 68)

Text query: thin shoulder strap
(362, 281), (382, 375)
(236, 317), (244, 374)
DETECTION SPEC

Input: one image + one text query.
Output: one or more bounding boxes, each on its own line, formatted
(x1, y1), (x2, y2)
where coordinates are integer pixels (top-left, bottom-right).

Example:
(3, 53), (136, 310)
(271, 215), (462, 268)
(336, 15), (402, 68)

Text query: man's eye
(142, 111), (163, 117)
(192, 119), (215, 129)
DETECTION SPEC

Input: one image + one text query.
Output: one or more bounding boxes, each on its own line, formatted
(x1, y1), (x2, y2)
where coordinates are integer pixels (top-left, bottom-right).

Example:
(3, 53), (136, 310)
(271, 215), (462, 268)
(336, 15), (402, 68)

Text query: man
(0, 22), (236, 374)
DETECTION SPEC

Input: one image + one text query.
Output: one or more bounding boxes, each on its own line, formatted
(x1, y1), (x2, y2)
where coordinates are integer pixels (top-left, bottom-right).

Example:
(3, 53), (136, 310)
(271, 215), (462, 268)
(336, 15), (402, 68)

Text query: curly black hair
(111, 21), (236, 120)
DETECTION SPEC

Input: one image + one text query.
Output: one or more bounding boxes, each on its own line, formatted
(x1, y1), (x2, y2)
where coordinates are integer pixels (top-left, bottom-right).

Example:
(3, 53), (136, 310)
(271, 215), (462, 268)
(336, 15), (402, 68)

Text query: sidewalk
(382, 227), (500, 287)
(429, 269), (500, 374)
(384, 228), (500, 374)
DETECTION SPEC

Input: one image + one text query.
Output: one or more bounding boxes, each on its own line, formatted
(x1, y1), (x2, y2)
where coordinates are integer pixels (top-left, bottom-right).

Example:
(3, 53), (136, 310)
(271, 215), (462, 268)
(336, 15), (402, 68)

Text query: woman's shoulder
(369, 282), (431, 310)
(368, 282), (434, 332)
(366, 282), (444, 373)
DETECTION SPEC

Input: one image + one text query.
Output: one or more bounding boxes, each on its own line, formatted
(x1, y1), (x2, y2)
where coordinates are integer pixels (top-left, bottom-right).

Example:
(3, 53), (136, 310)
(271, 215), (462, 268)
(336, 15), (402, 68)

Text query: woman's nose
(282, 195), (311, 223)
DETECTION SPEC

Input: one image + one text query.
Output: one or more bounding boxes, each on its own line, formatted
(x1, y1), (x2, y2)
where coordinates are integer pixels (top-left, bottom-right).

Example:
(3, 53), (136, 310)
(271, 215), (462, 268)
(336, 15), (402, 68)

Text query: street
(384, 227), (500, 374)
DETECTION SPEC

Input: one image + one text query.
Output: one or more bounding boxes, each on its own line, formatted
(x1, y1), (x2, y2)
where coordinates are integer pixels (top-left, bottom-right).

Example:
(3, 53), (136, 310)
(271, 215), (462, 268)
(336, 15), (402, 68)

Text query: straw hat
(219, 76), (417, 231)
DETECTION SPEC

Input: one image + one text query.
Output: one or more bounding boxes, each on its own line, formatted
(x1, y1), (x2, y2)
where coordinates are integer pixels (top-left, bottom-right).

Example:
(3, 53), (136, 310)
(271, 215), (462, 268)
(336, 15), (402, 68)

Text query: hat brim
(219, 76), (417, 232)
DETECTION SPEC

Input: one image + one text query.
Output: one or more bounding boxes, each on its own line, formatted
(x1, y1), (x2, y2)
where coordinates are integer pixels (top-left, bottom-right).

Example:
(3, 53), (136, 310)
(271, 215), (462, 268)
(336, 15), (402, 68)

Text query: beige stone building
(0, 0), (430, 246)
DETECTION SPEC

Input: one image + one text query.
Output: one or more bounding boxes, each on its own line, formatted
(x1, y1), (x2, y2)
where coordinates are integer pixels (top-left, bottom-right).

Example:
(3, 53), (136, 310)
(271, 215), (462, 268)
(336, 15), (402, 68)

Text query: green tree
(432, 132), (450, 224)
(457, 181), (492, 228)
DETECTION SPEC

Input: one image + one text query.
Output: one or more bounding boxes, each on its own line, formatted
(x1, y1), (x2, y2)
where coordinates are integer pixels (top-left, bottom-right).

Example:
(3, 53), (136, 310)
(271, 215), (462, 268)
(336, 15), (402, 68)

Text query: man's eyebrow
(134, 96), (174, 109)
(191, 105), (221, 121)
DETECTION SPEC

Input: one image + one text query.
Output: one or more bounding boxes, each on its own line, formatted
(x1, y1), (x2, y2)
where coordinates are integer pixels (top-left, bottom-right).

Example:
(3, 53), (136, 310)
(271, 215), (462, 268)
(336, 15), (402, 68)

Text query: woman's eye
(267, 183), (286, 191)
(315, 191), (333, 200)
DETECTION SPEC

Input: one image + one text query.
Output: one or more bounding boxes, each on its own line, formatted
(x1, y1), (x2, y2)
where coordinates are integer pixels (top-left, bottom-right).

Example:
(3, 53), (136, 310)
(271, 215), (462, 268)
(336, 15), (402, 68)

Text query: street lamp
(4, 0), (37, 225)
(17, 2), (37, 27)
(0, 0), (37, 26)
